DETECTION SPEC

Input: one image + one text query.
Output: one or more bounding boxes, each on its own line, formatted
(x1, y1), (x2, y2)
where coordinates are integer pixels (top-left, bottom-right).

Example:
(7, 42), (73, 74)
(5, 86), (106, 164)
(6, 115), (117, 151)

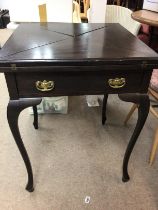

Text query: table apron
(11, 69), (151, 98)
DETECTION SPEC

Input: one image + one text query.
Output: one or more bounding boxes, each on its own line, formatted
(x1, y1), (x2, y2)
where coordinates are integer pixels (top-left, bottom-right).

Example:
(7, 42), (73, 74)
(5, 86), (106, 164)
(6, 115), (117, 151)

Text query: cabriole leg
(7, 98), (42, 192)
(118, 94), (150, 182)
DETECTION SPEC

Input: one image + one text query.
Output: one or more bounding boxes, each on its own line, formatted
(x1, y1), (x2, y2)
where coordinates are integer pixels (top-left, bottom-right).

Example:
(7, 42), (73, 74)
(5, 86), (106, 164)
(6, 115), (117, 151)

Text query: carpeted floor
(0, 28), (13, 48)
(0, 73), (158, 210)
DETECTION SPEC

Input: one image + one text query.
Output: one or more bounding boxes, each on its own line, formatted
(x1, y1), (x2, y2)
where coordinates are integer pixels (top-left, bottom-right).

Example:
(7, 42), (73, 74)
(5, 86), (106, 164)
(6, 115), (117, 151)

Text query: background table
(132, 10), (158, 27)
(132, 9), (158, 50)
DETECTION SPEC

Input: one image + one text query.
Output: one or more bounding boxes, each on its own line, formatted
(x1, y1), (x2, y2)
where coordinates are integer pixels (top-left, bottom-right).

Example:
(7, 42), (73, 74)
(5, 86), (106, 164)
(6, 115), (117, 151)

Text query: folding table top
(0, 23), (157, 69)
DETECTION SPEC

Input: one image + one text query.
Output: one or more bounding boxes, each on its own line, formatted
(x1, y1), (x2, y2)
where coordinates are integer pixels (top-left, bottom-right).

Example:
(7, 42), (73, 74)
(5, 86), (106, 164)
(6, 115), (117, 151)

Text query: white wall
(89, 0), (107, 23)
(0, 0), (73, 22)
(46, 0), (72, 22)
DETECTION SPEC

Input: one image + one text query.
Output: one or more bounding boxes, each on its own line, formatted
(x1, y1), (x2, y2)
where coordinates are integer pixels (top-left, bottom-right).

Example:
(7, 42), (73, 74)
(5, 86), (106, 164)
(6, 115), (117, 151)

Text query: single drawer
(16, 70), (144, 98)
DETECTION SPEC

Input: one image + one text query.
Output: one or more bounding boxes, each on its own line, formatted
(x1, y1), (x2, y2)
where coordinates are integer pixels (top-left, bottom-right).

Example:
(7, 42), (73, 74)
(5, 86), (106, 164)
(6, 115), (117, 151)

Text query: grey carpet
(0, 74), (158, 210)
(0, 28), (13, 48)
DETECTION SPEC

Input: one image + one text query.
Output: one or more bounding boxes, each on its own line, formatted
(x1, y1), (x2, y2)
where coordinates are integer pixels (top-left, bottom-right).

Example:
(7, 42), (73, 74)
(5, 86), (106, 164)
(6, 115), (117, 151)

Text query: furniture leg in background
(32, 105), (38, 129)
(124, 103), (138, 125)
(149, 127), (158, 165)
(118, 93), (150, 181)
(102, 93), (108, 125)
(7, 98), (42, 192)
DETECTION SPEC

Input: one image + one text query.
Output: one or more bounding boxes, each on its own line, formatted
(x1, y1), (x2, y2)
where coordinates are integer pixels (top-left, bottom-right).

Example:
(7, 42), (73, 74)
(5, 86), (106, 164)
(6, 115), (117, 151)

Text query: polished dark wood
(102, 94), (108, 125)
(15, 69), (148, 97)
(0, 23), (157, 67)
(7, 98), (42, 192)
(118, 93), (150, 181)
(4, 73), (19, 100)
(0, 23), (157, 192)
(33, 105), (38, 129)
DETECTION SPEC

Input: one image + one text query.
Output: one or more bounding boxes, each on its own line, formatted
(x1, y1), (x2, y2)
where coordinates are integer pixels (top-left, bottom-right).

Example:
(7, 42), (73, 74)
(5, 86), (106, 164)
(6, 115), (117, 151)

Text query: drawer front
(16, 71), (144, 98)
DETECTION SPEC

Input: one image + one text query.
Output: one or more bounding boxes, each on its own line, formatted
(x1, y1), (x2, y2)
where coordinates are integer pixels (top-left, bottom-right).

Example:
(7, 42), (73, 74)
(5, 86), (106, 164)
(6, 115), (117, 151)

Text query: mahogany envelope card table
(0, 23), (158, 192)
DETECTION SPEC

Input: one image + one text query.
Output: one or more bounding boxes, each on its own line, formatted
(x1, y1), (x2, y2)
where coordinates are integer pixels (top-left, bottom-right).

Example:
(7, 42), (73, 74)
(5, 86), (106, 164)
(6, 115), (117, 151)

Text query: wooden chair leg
(116, 0), (120, 5)
(124, 103), (138, 125)
(150, 106), (158, 118)
(149, 127), (158, 165)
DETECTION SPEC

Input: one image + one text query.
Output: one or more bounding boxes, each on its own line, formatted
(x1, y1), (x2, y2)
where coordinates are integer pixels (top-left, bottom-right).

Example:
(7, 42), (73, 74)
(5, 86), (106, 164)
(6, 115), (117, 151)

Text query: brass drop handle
(36, 80), (54, 92)
(108, 78), (126, 89)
